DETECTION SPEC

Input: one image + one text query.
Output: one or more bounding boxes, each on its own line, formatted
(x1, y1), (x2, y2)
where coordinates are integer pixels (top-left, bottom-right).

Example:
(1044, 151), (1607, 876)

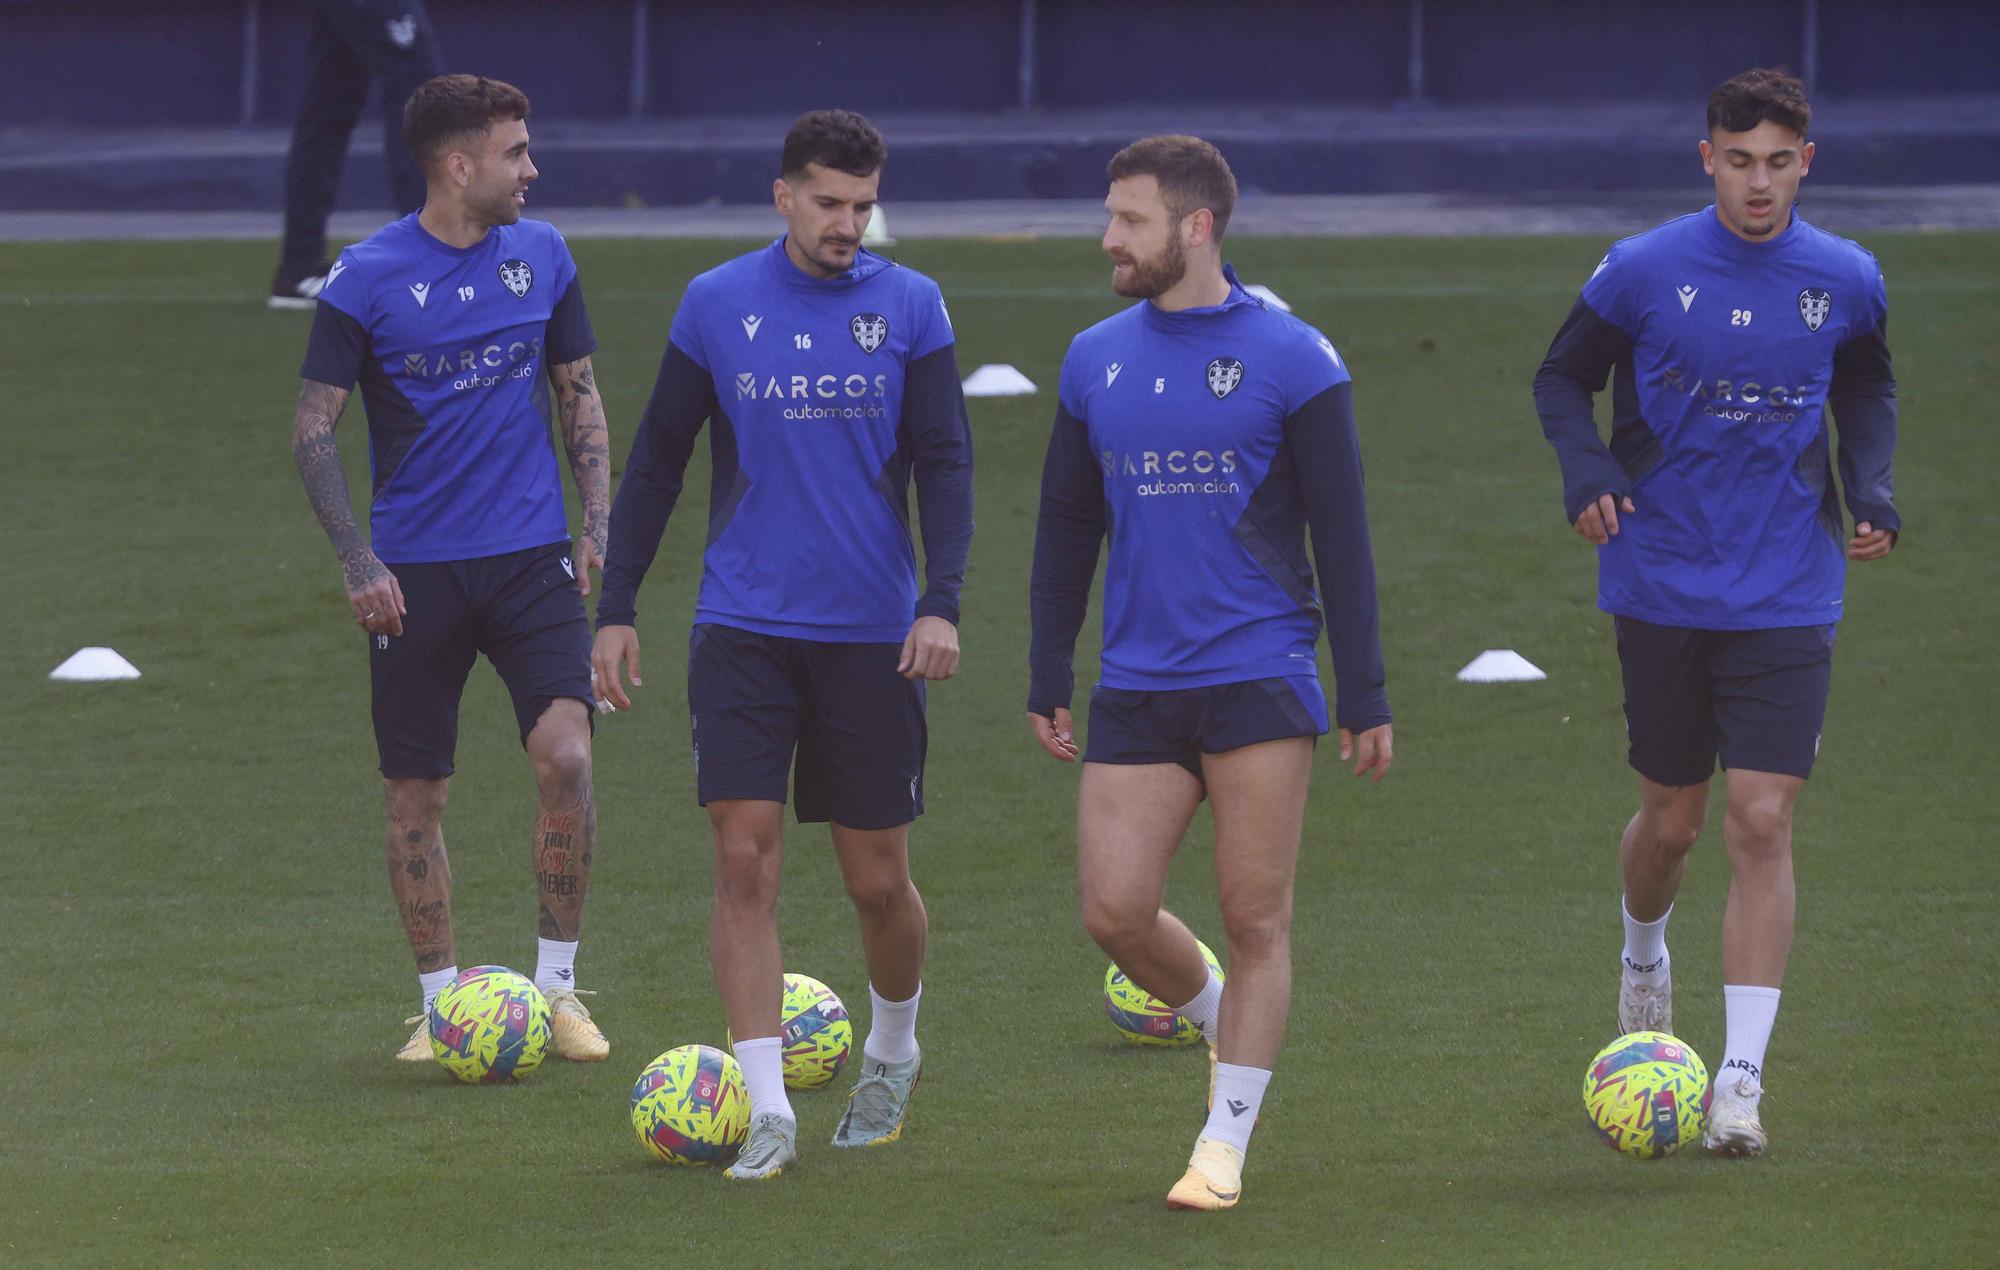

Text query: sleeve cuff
(914, 594), (960, 625)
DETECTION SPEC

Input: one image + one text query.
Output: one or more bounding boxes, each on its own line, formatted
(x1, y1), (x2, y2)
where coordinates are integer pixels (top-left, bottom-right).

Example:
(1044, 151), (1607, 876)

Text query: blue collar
(763, 235), (891, 291)
(1139, 263), (1261, 332)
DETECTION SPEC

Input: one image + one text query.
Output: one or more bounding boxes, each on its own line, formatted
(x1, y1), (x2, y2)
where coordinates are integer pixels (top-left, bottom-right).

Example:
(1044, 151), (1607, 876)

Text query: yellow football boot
(396, 1015), (433, 1063)
(543, 986), (610, 1062)
(1166, 1137), (1245, 1212)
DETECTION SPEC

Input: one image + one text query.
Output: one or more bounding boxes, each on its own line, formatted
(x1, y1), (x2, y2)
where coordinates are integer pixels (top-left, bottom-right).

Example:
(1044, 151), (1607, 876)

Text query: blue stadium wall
(3, 0), (1996, 208)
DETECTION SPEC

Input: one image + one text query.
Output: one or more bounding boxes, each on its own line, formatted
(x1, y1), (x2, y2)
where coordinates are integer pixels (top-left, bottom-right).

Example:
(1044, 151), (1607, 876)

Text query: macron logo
(741, 314), (762, 341)
(325, 260), (347, 289)
(1317, 336), (1343, 370)
(1227, 1099), (1249, 1117)
(1105, 363), (1122, 388)
(1677, 284), (1698, 313)
(409, 282), (430, 308)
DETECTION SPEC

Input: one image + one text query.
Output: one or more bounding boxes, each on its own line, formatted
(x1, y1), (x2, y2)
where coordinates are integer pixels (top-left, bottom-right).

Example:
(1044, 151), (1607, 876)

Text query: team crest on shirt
(1798, 287), (1831, 331)
(1206, 357), (1244, 399)
(850, 312), (888, 353)
(499, 258), (534, 298)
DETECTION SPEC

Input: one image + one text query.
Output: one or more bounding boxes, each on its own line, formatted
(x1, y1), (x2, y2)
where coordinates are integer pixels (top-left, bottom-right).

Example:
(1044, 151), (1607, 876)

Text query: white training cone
(1243, 283), (1293, 313)
(960, 364), (1037, 397)
(863, 203), (896, 248)
(1455, 649), (1546, 683)
(50, 646), (141, 681)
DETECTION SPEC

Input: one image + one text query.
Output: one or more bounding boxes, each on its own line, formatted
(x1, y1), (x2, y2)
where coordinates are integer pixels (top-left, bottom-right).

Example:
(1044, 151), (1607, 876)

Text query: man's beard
(464, 192), (519, 228)
(805, 236), (858, 275)
(1112, 234), (1187, 299)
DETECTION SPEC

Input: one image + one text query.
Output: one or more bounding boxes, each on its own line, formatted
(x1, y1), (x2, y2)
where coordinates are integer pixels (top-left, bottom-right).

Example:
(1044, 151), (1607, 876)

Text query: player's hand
(1027, 707), (1079, 762)
(574, 527), (606, 597)
(899, 616), (960, 681)
(1848, 521), (1896, 561)
(1340, 723), (1393, 783)
(343, 549), (405, 637)
(591, 624), (641, 712)
(1573, 493), (1635, 545)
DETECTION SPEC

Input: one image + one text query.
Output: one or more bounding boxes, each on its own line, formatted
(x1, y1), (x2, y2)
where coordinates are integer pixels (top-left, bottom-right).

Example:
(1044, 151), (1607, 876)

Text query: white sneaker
(1702, 1075), (1768, 1156)
(724, 1113), (798, 1180)
(1618, 969), (1672, 1035)
(832, 1048), (922, 1148)
(268, 268), (329, 310)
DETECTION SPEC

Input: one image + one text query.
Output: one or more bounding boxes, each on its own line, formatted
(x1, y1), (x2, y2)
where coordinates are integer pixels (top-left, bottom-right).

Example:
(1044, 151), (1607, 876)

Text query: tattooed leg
(526, 700), (596, 940)
(384, 777), (454, 972)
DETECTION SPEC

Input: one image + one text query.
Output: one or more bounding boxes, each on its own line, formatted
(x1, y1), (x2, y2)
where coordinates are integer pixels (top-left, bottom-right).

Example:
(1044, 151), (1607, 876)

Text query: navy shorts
(1615, 616), (1835, 786)
(687, 623), (926, 831)
(1084, 676), (1330, 782)
(369, 540), (592, 780)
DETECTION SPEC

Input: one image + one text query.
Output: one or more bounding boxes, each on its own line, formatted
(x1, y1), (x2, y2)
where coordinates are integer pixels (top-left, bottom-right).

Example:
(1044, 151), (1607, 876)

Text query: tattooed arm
(291, 378), (405, 635)
(549, 354), (611, 596)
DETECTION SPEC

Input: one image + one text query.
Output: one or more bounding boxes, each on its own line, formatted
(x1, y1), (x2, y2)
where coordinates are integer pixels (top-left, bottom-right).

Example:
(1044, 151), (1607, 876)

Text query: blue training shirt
(598, 238), (974, 642)
(1533, 205), (1899, 629)
(300, 212), (596, 564)
(1028, 269), (1391, 732)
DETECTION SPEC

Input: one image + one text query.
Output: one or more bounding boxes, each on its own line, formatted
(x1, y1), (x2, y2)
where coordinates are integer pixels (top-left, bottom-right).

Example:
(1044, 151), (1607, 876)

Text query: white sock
(1719, 985), (1780, 1094)
(863, 982), (921, 1065)
(1170, 968), (1225, 1047)
(1621, 899), (1672, 986)
(1201, 1063), (1272, 1153)
(733, 1035), (796, 1125)
(419, 965), (459, 1014)
(534, 938), (578, 993)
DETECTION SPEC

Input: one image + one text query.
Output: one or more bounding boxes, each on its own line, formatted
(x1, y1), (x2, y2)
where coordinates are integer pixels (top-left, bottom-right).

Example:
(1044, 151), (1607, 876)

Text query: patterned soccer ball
(1104, 939), (1224, 1047)
(428, 966), (551, 1084)
(725, 973), (855, 1089)
(777, 974), (853, 1089)
(631, 1044), (750, 1166)
(1583, 1030), (1712, 1159)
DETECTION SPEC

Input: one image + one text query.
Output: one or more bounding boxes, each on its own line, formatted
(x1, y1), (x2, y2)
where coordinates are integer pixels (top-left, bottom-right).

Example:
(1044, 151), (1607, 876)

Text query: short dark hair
(781, 110), (886, 179)
(402, 74), (531, 172)
(1106, 135), (1239, 239)
(1707, 68), (1811, 137)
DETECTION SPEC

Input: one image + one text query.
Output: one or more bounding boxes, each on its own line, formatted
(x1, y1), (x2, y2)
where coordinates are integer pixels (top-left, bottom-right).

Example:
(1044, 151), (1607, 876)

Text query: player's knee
(1219, 905), (1291, 962)
(1726, 797), (1793, 859)
(1651, 818), (1702, 859)
(384, 777), (448, 828)
(531, 735), (592, 798)
(1078, 891), (1151, 956)
(842, 869), (908, 919)
(712, 834), (779, 906)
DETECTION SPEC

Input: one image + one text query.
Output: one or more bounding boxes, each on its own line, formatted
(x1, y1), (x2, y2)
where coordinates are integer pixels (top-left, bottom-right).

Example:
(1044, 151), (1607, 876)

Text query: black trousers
(280, 0), (444, 276)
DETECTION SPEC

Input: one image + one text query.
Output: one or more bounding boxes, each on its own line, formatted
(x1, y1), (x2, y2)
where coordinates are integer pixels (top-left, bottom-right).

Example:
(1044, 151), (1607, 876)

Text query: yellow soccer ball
(1104, 939), (1223, 1047)
(776, 973), (853, 1089)
(631, 1044), (751, 1166)
(1583, 1030), (1711, 1159)
(726, 973), (855, 1089)
(428, 966), (551, 1084)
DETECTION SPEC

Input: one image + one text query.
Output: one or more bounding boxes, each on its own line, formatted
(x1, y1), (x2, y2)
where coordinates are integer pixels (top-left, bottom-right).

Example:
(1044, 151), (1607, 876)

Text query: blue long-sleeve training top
(598, 238), (974, 641)
(1028, 269), (1390, 733)
(1533, 204), (1899, 630)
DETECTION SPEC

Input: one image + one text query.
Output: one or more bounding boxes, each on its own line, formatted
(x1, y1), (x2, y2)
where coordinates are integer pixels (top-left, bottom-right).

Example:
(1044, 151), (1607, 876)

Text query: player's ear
(773, 177), (791, 215)
(1800, 139), (1815, 176)
(1185, 207), (1214, 250)
(1698, 138), (1716, 177)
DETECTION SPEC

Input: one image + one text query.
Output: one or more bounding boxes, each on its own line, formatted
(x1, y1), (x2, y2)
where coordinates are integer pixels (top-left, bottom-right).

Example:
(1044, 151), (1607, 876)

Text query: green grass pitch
(2, 231), (1995, 1266)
